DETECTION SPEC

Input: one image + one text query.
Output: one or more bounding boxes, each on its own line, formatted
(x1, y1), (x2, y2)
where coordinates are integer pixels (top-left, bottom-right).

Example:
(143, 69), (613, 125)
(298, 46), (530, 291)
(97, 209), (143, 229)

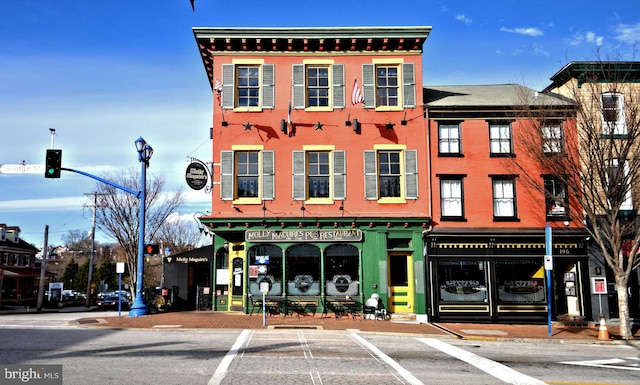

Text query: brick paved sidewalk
(78, 310), (640, 342)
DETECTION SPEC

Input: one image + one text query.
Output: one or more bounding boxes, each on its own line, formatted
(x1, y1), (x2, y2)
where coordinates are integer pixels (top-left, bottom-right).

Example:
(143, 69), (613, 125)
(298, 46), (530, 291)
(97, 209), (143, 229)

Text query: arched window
(324, 244), (360, 296)
(247, 244), (283, 296)
(285, 244), (320, 295)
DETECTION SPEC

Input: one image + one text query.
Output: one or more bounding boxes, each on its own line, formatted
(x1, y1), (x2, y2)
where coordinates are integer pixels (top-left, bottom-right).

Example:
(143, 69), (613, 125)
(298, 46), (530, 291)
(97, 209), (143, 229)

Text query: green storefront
(200, 217), (428, 320)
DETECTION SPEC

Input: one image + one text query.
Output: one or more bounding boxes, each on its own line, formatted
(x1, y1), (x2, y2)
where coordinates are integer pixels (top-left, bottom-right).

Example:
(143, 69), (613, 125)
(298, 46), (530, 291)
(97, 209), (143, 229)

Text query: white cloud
(455, 14), (472, 25)
(613, 22), (640, 45)
(0, 196), (86, 212)
(569, 31), (604, 46)
(500, 27), (544, 37)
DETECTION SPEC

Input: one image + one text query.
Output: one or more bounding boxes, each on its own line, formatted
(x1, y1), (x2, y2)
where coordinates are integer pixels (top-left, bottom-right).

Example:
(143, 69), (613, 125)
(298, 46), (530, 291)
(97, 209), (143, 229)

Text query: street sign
(0, 164), (45, 174)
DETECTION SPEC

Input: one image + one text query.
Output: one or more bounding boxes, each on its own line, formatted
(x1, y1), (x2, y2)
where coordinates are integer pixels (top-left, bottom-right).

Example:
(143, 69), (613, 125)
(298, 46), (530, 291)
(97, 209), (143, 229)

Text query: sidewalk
(69, 309), (640, 343)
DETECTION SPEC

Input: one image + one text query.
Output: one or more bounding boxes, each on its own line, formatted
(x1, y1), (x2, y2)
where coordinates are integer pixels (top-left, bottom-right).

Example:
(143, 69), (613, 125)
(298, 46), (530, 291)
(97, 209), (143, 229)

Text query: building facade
(543, 62), (640, 321)
(0, 225), (48, 306)
(193, 27), (432, 320)
(423, 84), (591, 323)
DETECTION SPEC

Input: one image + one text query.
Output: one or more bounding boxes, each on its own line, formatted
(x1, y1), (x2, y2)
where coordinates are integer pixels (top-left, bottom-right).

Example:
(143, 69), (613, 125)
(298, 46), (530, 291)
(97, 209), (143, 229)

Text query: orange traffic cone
(598, 317), (610, 340)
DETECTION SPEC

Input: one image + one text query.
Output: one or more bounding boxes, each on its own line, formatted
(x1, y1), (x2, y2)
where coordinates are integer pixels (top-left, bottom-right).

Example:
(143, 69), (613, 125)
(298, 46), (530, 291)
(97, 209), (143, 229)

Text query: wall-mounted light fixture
(401, 111), (407, 126)
(280, 119), (288, 135)
(352, 119), (359, 133)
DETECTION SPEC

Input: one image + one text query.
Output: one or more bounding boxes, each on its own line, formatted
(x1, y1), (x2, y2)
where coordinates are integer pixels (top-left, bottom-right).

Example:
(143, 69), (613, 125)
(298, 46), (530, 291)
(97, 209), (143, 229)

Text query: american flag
(214, 79), (222, 105)
(351, 78), (364, 105)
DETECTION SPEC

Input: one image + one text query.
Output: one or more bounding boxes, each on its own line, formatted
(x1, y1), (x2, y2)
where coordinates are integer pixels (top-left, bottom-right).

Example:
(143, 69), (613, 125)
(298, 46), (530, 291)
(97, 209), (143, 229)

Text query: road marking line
(418, 338), (548, 385)
(560, 357), (640, 371)
(350, 333), (424, 385)
(208, 329), (252, 385)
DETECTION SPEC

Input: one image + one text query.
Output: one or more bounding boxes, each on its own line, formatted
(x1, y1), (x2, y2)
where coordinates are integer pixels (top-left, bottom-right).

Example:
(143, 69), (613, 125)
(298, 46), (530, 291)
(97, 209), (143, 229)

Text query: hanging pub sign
(185, 161), (208, 190)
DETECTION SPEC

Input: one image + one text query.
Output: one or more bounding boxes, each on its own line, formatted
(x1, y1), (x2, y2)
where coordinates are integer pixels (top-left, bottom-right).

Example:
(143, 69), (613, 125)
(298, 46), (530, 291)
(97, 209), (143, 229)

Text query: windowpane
(248, 245), (283, 296)
(324, 244), (360, 296)
(236, 151), (259, 198)
(489, 123), (512, 154)
(493, 179), (515, 217)
(378, 151), (401, 197)
(542, 124), (563, 153)
(237, 65), (259, 107)
(286, 245), (321, 295)
(495, 259), (545, 304)
(376, 66), (399, 107)
(307, 66), (329, 107)
(307, 151), (330, 198)
(437, 260), (488, 302)
(544, 177), (568, 217)
(441, 179), (463, 217)
(439, 124), (461, 154)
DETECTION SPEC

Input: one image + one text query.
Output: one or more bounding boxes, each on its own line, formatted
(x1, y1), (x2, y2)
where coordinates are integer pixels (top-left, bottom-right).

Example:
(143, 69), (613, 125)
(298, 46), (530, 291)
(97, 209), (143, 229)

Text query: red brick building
(424, 85), (589, 322)
(193, 27), (432, 320)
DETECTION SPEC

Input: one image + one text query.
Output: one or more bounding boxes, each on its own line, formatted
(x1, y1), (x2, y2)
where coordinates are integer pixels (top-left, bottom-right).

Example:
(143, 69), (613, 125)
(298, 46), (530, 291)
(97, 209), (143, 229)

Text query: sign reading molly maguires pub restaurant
(246, 229), (362, 242)
(185, 161), (208, 190)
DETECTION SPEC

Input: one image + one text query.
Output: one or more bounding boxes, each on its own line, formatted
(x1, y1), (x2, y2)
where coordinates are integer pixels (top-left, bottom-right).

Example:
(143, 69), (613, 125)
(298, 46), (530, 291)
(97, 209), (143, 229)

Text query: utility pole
(84, 192), (108, 307)
(36, 225), (49, 312)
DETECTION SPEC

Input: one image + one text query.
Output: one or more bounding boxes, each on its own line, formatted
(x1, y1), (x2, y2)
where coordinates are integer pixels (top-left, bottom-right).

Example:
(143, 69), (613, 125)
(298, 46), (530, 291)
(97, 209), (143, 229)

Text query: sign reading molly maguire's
(246, 229), (363, 242)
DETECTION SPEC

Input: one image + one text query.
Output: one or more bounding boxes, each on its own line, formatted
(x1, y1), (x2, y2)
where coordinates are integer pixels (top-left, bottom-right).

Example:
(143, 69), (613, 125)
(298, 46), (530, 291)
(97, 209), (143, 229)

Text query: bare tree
(513, 62), (640, 339)
(156, 212), (211, 254)
(93, 169), (185, 298)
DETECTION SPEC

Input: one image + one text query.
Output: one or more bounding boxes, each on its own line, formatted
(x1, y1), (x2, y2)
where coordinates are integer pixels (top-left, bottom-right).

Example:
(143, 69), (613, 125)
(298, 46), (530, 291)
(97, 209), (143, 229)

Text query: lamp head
(144, 144), (154, 161)
(135, 137), (146, 153)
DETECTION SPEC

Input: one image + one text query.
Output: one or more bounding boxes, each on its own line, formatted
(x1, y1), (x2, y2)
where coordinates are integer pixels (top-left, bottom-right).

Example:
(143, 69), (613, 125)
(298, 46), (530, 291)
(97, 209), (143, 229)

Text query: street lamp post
(129, 136), (153, 316)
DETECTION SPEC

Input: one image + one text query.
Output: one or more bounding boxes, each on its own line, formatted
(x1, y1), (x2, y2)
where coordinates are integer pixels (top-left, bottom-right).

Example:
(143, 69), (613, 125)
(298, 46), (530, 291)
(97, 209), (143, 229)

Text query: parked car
(97, 294), (130, 310)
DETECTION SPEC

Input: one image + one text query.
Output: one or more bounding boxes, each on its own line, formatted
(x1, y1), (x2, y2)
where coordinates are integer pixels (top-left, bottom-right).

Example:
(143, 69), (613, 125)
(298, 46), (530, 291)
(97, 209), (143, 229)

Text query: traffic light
(44, 149), (62, 178)
(144, 244), (160, 256)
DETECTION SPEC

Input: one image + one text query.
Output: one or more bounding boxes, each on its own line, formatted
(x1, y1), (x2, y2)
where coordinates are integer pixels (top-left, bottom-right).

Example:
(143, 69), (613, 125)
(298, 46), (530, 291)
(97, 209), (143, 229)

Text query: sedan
(97, 295), (130, 310)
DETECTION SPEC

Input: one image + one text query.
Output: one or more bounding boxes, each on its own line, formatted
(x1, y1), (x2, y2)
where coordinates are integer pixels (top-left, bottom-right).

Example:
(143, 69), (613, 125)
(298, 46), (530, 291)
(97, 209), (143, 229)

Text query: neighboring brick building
(0, 224), (51, 306)
(423, 84), (590, 323)
(543, 62), (640, 321)
(193, 27), (432, 320)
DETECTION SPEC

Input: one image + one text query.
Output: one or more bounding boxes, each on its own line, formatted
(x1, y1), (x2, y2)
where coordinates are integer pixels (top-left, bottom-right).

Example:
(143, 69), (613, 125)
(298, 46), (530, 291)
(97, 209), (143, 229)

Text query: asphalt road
(0, 313), (638, 385)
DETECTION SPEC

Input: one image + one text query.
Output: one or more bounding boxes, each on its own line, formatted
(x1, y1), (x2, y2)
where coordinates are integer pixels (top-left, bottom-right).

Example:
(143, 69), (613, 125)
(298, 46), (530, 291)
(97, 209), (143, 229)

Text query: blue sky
(1, 1), (638, 248)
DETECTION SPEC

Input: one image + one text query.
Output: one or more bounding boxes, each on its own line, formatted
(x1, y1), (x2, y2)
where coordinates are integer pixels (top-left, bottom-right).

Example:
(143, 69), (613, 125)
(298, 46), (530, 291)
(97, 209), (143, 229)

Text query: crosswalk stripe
(418, 338), (548, 385)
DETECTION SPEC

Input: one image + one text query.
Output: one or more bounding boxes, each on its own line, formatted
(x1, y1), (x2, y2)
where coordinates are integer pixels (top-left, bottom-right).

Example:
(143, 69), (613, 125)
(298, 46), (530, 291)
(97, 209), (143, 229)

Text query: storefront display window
(324, 244), (359, 296)
(286, 244), (321, 295)
(437, 260), (487, 302)
(247, 245), (283, 296)
(495, 259), (545, 304)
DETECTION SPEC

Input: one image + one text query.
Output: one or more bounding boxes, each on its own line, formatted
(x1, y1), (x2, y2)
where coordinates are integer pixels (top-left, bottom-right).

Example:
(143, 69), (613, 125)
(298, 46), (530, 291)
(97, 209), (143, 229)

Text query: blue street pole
(545, 223), (553, 337)
(129, 137), (153, 316)
(118, 271), (122, 317)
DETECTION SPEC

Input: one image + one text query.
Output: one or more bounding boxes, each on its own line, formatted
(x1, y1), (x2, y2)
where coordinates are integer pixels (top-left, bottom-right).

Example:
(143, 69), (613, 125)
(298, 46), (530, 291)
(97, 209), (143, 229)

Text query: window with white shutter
(360, 61), (415, 110)
(220, 148), (273, 202)
(291, 63), (344, 111)
(363, 148), (417, 202)
(220, 62), (273, 111)
(292, 148), (346, 202)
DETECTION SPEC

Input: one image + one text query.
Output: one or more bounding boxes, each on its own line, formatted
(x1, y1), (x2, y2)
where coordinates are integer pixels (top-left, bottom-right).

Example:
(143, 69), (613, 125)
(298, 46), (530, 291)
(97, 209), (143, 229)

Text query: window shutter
(333, 150), (346, 200)
(364, 150), (378, 200)
(262, 64), (274, 109)
(404, 150), (418, 199)
(221, 64), (235, 109)
(292, 151), (306, 200)
(292, 64), (305, 109)
(402, 63), (415, 108)
(332, 64), (345, 109)
(362, 64), (375, 108)
(262, 151), (274, 200)
(220, 151), (234, 200)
